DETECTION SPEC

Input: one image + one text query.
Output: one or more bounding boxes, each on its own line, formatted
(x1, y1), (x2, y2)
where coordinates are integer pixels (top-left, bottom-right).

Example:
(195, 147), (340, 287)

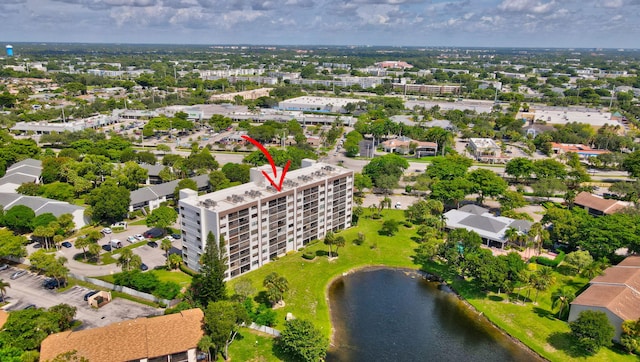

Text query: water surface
(327, 268), (543, 362)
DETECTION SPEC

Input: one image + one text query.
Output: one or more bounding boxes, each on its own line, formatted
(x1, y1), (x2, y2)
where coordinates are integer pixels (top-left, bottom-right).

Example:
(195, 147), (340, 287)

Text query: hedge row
(531, 251), (566, 268)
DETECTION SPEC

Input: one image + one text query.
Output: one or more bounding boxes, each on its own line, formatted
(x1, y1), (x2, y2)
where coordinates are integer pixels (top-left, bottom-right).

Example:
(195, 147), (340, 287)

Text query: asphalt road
(0, 266), (161, 330)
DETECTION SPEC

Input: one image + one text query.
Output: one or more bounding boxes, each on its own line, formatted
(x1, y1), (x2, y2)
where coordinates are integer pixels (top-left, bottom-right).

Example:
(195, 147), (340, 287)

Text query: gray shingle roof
(7, 158), (42, 170)
(459, 204), (489, 215)
(459, 214), (508, 233)
(0, 173), (39, 186)
(0, 193), (84, 217)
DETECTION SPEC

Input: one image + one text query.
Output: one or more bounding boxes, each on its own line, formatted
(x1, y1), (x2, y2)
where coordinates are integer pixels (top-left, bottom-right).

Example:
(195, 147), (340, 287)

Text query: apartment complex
(178, 160), (353, 279)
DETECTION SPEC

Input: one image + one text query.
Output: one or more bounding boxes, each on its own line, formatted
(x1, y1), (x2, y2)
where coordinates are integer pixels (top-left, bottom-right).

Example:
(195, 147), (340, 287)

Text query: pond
(326, 268), (544, 362)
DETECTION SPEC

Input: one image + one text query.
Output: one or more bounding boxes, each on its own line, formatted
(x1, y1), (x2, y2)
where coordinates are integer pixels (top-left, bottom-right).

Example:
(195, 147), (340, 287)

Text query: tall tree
(278, 319), (328, 362)
(203, 300), (249, 360)
(190, 232), (227, 307)
(466, 168), (508, 204)
(146, 206), (178, 231)
(86, 183), (131, 224)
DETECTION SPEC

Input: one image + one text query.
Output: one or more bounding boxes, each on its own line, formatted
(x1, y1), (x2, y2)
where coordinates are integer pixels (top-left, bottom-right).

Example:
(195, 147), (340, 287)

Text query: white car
(134, 234), (145, 241)
(101, 227), (112, 234)
(127, 236), (137, 243)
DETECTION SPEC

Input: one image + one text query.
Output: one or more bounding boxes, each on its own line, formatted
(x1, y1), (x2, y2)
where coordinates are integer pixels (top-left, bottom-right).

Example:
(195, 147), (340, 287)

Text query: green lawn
(224, 328), (280, 362)
(98, 268), (192, 287)
(150, 269), (192, 287)
(228, 209), (636, 362)
(229, 209), (419, 337)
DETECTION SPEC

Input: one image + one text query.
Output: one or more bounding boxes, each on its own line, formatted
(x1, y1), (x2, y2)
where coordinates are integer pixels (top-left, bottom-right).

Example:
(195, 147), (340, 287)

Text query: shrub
(179, 263), (198, 277)
(153, 281), (181, 300)
(302, 252), (316, 260)
(531, 251), (565, 268)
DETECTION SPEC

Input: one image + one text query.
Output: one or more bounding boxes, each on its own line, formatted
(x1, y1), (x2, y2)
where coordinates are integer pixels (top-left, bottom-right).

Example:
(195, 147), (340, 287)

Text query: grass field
(227, 208), (637, 362)
(98, 268), (192, 287)
(229, 209), (420, 337)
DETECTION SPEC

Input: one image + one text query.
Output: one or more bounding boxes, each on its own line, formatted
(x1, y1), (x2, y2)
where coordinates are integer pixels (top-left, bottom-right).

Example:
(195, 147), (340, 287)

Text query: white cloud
(497, 0), (557, 14)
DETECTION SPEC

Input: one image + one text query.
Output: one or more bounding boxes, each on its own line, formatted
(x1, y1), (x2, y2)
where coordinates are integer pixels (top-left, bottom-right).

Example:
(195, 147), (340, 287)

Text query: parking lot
(28, 225), (183, 276)
(0, 266), (162, 330)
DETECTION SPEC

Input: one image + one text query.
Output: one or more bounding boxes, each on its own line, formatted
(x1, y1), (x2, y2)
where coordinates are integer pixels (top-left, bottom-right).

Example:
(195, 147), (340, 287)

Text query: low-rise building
(0, 193), (88, 229)
(573, 192), (627, 216)
(444, 204), (532, 249)
(0, 158), (42, 193)
(381, 137), (438, 157)
(569, 256), (640, 342)
(551, 142), (610, 160)
(129, 175), (210, 212)
(468, 138), (506, 163)
(40, 308), (204, 362)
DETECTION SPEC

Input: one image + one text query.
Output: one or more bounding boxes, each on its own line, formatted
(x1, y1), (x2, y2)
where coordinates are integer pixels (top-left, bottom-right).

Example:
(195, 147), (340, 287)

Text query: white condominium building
(178, 159), (353, 279)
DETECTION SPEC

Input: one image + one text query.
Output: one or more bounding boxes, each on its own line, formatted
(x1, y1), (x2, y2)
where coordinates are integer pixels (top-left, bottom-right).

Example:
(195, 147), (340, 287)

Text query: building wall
(179, 168), (353, 279)
(568, 305), (624, 342)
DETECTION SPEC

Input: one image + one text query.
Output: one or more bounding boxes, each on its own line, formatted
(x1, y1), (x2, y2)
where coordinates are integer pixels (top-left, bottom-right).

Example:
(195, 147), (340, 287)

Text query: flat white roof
(181, 161), (352, 213)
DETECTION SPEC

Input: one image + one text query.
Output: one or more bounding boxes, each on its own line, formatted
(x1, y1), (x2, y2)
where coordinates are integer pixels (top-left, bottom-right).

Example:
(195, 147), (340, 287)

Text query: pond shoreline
(324, 265), (548, 361)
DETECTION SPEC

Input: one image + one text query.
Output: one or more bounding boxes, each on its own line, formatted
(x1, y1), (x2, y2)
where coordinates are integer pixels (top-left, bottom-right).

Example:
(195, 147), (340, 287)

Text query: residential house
(569, 256), (640, 342)
(551, 143), (610, 160)
(39, 308), (204, 362)
(381, 137), (438, 157)
(444, 204), (532, 249)
(573, 192), (627, 216)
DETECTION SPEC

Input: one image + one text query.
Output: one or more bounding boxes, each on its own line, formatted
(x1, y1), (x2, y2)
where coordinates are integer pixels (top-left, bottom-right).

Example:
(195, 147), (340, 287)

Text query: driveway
(0, 266), (162, 330)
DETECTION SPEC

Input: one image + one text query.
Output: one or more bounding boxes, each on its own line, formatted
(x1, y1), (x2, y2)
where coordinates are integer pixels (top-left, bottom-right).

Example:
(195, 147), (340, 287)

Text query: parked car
(147, 241), (158, 248)
(134, 234), (145, 241)
(171, 233), (181, 240)
(127, 236), (137, 243)
(23, 304), (37, 310)
(61, 241), (72, 248)
(143, 228), (165, 239)
(110, 239), (123, 249)
(0, 264), (9, 271)
(43, 278), (66, 289)
(140, 263), (149, 271)
(101, 227), (112, 234)
(110, 221), (127, 229)
(10, 270), (27, 280)
(84, 290), (99, 301)
(102, 244), (112, 252)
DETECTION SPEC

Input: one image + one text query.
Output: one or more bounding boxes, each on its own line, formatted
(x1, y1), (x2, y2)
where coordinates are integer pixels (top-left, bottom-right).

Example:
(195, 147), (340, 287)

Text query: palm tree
(263, 272), (289, 306)
(334, 236), (346, 256)
(167, 253), (182, 269)
(117, 248), (134, 271)
(324, 231), (335, 258)
(551, 288), (575, 320)
(161, 238), (173, 259)
(0, 279), (10, 301)
(533, 266), (555, 303)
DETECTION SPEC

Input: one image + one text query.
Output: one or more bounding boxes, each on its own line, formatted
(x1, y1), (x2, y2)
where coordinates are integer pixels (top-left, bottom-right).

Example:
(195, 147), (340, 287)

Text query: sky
(0, 0), (639, 48)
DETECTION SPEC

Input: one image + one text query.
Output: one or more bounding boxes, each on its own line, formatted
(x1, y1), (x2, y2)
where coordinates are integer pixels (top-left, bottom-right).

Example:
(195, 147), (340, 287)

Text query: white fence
(69, 273), (174, 307)
(248, 322), (281, 337)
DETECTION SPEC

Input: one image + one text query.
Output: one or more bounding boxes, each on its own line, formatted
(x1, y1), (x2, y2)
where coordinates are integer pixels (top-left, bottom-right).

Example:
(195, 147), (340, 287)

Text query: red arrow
(241, 135), (291, 191)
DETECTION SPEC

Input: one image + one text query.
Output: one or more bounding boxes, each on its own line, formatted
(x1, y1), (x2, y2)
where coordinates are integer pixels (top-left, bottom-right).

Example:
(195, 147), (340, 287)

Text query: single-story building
(444, 204), (532, 249)
(569, 255), (640, 342)
(0, 158), (42, 193)
(381, 136), (438, 157)
(0, 193), (88, 229)
(129, 175), (210, 212)
(551, 142), (610, 160)
(140, 164), (166, 185)
(574, 191), (627, 216)
(40, 308), (204, 362)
